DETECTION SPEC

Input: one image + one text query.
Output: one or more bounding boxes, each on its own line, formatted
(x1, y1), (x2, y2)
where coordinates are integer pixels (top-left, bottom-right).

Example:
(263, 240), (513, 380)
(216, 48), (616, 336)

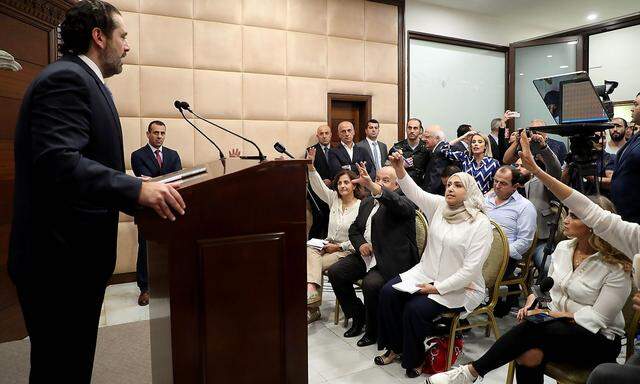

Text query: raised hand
(388, 151), (406, 178)
(517, 131), (541, 175)
(351, 161), (372, 186)
(306, 147), (316, 162)
(229, 148), (241, 158)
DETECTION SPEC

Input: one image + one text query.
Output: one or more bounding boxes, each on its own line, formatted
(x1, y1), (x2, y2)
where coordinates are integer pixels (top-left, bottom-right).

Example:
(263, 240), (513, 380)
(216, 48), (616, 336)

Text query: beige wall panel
(109, 0), (140, 12)
(193, 119), (244, 164)
(121, 12), (140, 65)
(287, 32), (327, 78)
(242, 120), (288, 158)
(115, 222), (138, 274)
(140, 118), (195, 167)
(140, 66), (193, 118)
(287, 77), (327, 122)
(194, 70), (242, 119)
(364, 1), (397, 44)
(121, 117), (142, 170)
(194, 21), (242, 71)
(243, 26), (286, 75)
(243, 0), (286, 29)
(287, 121), (326, 156)
(327, 79), (366, 95)
(106, 64), (140, 118)
(365, 41), (397, 84)
(140, 0), (193, 18)
(366, 83), (397, 124)
(287, 0), (327, 35)
(243, 73), (286, 120)
(194, 0), (242, 24)
(327, 0), (364, 39)
(328, 37), (364, 81)
(378, 123), (399, 147)
(140, 14), (193, 68)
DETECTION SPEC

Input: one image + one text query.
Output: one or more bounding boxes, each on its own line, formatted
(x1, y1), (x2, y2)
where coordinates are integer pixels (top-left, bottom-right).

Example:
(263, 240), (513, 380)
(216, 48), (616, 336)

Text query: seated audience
(440, 165), (462, 191)
(306, 148), (362, 323)
(421, 125), (454, 194)
(441, 131), (500, 194)
(328, 121), (374, 178)
(390, 118), (429, 186)
(375, 152), (492, 378)
(356, 119), (388, 179)
(484, 165), (537, 317)
(606, 117), (628, 155)
(308, 125), (334, 240)
(327, 165), (419, 348)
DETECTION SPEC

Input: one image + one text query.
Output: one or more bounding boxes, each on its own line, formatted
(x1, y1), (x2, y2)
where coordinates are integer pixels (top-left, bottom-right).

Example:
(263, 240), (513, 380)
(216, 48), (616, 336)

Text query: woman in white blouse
(429, 133), (635, 384)
(374, 151), (493, 378)
(306, 147), (362, 323)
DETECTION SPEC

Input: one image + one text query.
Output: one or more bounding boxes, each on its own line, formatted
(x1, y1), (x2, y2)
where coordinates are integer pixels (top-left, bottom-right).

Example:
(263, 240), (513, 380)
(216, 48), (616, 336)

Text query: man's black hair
(60, 0), (121, 55)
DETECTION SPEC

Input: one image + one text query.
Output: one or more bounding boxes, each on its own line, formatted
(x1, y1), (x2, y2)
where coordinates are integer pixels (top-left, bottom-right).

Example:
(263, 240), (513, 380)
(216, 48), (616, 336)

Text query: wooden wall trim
(0, 0), (72, 28)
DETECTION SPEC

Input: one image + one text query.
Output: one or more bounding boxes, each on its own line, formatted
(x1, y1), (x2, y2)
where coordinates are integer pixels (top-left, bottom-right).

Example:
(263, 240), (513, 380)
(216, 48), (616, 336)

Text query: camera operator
(610, 92), (640, 224)
(516, 133), (640, 384)
(503, 120), (567, 166)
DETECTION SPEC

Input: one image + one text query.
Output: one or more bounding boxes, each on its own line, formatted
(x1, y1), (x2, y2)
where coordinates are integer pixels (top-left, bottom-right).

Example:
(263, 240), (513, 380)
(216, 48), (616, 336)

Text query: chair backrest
(483, 221), (510, 304)
(622, 286), (640, 358)
(416, 210), (428, 255)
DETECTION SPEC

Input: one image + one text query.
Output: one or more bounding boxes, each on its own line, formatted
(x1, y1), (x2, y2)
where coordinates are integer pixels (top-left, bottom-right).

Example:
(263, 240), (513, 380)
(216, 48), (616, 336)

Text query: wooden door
(327, 94), (372, 146)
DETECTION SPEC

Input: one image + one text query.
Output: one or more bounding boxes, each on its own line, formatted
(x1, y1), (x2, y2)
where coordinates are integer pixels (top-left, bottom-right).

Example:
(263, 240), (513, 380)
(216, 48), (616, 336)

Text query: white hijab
(442, 172), (486, 224)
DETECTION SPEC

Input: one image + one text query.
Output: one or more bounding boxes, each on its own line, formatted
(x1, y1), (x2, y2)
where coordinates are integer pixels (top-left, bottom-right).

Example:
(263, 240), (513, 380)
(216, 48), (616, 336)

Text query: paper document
(392, 278), (421, 294)
(307, 238), (328, 250)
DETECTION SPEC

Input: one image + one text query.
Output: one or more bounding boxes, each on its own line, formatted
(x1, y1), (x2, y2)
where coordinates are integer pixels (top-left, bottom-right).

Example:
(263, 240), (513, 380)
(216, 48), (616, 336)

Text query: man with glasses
(606, 117), (628, 155)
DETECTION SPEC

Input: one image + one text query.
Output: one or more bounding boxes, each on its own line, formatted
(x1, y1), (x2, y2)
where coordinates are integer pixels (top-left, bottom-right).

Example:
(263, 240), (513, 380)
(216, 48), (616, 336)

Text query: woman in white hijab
(374, 151), (493, 378)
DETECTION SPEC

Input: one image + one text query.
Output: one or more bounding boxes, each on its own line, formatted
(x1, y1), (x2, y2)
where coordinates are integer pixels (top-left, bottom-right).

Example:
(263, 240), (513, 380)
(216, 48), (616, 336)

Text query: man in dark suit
(531, 119), (567, 165)
(131, 120), (182, 305)
(327, 166), (418, 347)
(8, 2), (185, 382)
(488, 116), (509, 164)
(421, 125), (454, 195)
(390, 118), (429, 186)
(328, 121), (374, 177)
(356, 119), (388, 180)
(307, 125), (333, 239)
(611, 92), (640, 223)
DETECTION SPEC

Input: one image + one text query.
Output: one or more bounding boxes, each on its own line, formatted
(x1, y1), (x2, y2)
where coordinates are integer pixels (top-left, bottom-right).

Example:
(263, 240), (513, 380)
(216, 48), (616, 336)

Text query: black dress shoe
(356, 333), (377, 347)
(405, 368), (421, 378)
(343, 316), (365, 338)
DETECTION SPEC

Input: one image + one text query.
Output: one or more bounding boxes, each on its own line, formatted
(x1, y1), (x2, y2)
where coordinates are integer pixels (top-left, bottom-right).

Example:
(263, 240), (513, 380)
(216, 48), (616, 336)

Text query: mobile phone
(506, 111), (521, 118)
(525, 312), (556, 324)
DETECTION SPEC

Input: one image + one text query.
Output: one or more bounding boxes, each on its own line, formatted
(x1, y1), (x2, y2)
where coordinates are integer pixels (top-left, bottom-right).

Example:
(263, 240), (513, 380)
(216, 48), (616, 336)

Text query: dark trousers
(377, 276), (463, 369)
(15, 279), (106, 383)
(327, 253), (386, 336)
(136, 231), (148, 292)
(473, 318), (621, 384)
(588, 352), (640, 384)
(308, 189), (329, 240)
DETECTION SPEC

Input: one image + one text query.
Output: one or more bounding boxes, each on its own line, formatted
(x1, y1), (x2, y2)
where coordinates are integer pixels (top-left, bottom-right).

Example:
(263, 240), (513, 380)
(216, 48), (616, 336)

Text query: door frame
(327, 93), (372, 143)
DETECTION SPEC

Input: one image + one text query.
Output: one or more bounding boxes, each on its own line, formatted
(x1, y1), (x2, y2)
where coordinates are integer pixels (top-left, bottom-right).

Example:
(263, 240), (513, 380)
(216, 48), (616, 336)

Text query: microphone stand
(185, 108), (266, 162)
(176, 108), (226, 172)
(277, 146), (321, 213)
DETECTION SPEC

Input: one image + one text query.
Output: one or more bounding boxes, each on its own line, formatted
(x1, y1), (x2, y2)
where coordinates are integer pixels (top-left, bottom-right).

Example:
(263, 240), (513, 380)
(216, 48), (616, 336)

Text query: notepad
(392, 278), (421, 294)
(307, 238), (328, 250)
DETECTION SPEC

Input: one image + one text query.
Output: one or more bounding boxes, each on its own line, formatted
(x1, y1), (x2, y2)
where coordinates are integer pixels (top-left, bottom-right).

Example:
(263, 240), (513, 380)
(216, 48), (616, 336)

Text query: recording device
(527, 277), (554, 311)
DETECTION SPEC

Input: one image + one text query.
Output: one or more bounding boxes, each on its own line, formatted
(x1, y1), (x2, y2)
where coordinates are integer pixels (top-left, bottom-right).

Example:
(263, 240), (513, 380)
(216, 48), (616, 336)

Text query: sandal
(374, 350), (396, 366)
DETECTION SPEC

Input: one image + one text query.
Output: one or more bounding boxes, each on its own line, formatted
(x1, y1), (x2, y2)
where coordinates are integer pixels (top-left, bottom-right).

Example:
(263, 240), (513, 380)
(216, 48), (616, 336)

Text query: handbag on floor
(422, 335), (464, 374)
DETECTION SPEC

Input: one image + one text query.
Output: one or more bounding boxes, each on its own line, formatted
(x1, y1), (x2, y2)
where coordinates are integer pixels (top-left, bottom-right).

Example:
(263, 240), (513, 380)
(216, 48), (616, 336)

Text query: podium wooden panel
(136, 159), (309, 384)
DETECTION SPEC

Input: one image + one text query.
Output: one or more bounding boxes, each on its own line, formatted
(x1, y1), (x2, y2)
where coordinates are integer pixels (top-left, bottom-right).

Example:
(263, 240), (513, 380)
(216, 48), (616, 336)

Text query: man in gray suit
(356, 119), (388, 180)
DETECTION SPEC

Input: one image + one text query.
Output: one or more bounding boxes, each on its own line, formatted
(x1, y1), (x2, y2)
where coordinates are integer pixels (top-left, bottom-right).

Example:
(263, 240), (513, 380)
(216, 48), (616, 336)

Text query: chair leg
(446, 316), (459, 371)
(487, 311), (501, 339)
(334, 299), (340, 325)
(505, 361), (515, 384)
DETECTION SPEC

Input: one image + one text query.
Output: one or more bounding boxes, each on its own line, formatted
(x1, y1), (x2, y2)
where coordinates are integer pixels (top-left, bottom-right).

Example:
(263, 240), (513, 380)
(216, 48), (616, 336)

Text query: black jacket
(389, 139), (428, 186)
(611, 133), (640, 223)
(328, 143), (374, 178)
(311, 143), (333, 180)
(348, 188), (419, 280)
(422, 141), (453, 195)
(9, 55), (142, 285)
(131, 145), (182, 178)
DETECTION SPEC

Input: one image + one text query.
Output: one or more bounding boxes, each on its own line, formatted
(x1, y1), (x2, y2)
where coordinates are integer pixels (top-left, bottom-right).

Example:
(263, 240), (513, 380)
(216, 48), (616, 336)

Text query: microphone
(274, 142), (294, 159)
(527, 277), (554, 311)
(173, 100), (225, 161)
(178, 100), (266, 162)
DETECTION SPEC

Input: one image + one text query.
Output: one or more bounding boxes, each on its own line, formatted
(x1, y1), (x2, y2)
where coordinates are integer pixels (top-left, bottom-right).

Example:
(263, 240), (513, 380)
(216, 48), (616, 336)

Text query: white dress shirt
(341, 141), (354, 161)
(308, 170), (360, 252)
(78, 54), (104, 84)
(366, 137), (381, 169)
(397, 174), (493, 313)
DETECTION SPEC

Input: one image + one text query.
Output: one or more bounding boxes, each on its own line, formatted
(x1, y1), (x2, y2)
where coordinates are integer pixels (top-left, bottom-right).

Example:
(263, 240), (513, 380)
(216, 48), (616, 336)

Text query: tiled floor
(103, 281), (558, 383)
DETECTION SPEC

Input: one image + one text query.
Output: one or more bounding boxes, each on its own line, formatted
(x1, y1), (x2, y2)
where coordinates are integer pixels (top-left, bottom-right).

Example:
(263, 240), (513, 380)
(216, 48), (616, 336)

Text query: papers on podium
(307, 238), (328, 250)
(392, 277), (421, 294)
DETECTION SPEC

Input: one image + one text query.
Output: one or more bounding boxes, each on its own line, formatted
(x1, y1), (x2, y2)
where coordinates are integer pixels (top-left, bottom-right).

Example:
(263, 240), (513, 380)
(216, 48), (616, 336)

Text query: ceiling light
(519, 73), (524, 76)
(560, 65), (569, 69)
(567, 41), (578, 45)
(547, 55), (553, 58)
(587, 13), (598, 21)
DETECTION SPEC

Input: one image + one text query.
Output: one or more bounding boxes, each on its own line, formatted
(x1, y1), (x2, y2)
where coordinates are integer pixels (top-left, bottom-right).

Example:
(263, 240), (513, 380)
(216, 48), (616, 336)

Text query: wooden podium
(136, 159), (309, 384)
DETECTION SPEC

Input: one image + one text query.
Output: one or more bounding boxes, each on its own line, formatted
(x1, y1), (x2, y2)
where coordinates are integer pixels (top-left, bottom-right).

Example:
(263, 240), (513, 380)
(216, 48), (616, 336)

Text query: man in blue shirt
(484, 166), (537, 317)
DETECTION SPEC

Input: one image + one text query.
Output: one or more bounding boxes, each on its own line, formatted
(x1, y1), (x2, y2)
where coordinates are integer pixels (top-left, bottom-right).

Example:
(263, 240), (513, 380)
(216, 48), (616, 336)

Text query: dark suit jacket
(389, 139), (428, 185)
(9, 55), (141, 286)
(355, 139), (388, 179)
(131, 145), (182, 178)
(311, 143), (332, 180)
(611, 133), (640, 223)
(328, 143), (374, 178)
(488, 130), (508, 164)
(422, 141), (453, 195)
(546, 138), (567, 165)
(348, 188), (419, 280)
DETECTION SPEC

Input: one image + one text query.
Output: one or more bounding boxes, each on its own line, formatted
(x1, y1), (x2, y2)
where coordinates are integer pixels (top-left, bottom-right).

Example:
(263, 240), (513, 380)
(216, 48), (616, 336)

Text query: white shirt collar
(148, 143), (163, 153)
(78, 54), (105, 84)
(366, 137), (378, 145)
(341, 141), (354, 150)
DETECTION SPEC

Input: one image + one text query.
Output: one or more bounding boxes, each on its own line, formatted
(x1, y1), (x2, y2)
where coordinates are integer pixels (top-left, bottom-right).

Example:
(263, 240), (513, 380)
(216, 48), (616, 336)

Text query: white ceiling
(416, 0), (640, 33)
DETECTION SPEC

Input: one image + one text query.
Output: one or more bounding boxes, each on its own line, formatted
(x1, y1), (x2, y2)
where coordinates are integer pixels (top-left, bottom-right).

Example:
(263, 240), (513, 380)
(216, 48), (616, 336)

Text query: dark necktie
(323, 146), (329, 161)
(155, 149), (163, 168)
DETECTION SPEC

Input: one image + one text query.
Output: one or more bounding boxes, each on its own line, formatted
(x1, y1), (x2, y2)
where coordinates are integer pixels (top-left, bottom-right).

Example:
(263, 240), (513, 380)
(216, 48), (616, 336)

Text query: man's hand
(359, 243), (373, 257)
(138, 181), (186, 221)
(388, 151), (406, 178)
(322, 243), (341, 254)
(416, 283), (438, 295)
(531, 133), (547, 148)
(633, 292), (640, 311)
(306, 147), (316, 171)
(517, 132), (542, 176)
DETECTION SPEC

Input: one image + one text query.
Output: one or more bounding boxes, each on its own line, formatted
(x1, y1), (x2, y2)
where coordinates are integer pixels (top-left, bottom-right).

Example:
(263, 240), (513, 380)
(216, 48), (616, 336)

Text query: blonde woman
(441, 131), (500, 194)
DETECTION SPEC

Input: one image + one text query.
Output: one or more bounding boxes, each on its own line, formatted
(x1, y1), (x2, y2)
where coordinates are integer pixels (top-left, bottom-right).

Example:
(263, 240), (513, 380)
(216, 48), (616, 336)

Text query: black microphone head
(540, 277), (554, 292)
(174, 100), (182, 110)
(274, 142), (286, 153)
(179, 101), (191, 110)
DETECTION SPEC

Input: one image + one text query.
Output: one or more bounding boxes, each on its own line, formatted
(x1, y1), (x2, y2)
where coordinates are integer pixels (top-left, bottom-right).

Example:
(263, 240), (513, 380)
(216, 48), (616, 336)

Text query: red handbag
(422, 335), (464, 374)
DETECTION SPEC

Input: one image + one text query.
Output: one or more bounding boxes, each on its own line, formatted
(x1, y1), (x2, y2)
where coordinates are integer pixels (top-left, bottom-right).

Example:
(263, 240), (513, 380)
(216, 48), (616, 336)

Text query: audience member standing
(421, 125), (453, 195)
(327, 166), (418, 348)
(503, 120), (567, 166)
(390, 118), (429, 186)
(8, 2), (185, 382)
(131, 120), (182, 306)
(441, 131), (500, 194)
(606, 117), (628, 155)
(307, 125), (334, 239)
(356, 119), (388, 180)
(328, 121), (374, 178)
(611, 92), (640, 223)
